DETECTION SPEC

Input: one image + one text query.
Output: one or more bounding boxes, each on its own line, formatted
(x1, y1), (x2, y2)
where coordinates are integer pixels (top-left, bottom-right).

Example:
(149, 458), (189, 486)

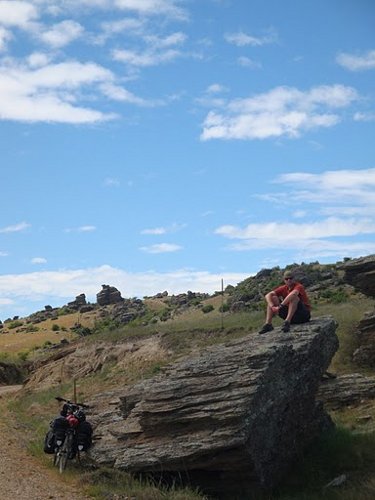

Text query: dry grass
(0, 329), (74, 354)
(0, 310), (100, 354)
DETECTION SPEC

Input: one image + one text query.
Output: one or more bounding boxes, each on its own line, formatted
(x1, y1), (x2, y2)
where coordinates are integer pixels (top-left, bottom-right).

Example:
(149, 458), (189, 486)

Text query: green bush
(202, 304), (214, 314)
(320, 287), (349, 304)
(52, 324), (60, 331)
(219, 303), (230, 313)
(25, 325), (39, 333)
(8, 320), (23, 329)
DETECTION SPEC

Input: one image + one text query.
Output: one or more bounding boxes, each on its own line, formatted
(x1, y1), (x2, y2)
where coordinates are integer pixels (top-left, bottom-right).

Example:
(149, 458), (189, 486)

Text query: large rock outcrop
(318, 373), (375, 410)
(340, 255), (375, 367)
(339, 254), (375, 298)
(88, 317), (338, 497)
(96, 285), (124, 306)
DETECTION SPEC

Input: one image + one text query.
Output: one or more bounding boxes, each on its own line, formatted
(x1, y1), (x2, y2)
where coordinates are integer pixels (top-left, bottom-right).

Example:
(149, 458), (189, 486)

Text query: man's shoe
(258, 323), (274, 335)
(281, 321), (290, 332)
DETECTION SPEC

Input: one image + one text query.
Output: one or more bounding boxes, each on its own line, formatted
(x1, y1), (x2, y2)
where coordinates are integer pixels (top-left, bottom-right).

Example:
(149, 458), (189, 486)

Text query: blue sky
(0, 0), (374, 320)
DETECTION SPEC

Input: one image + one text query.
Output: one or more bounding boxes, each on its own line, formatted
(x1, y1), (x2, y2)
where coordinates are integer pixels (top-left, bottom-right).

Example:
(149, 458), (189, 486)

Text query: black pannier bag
(43, 429), (55, 454)
(52, 415), (69, 441)
(76, 420), (93, 451)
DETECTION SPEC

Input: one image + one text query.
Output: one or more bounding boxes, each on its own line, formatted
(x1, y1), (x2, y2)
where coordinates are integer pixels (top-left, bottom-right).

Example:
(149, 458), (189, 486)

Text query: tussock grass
(274, 427), (375, 500)
(81, 467), (206, 499)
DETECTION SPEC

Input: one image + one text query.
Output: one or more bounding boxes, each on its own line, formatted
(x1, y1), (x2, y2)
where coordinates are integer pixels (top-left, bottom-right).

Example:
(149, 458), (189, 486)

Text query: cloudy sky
(0, 0), (374, 319)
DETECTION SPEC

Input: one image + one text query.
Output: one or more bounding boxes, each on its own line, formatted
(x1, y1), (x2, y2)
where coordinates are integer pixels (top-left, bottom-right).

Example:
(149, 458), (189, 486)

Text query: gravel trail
(0, 385), (91, 499)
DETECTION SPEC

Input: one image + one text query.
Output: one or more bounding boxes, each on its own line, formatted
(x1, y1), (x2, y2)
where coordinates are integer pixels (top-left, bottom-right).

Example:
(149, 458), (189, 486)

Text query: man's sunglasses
(284, 277), (293, 280)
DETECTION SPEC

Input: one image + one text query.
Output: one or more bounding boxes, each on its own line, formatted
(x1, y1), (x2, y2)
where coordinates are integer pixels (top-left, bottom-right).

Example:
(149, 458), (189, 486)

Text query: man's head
(283, 270), (295, 284)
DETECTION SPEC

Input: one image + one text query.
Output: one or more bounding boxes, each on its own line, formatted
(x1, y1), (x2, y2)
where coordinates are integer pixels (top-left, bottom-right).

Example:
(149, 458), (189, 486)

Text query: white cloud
(0, 25), (12, 51)
(225, 30), (276, 47)
(269, 168), (375, 216)
(141, 227), (167, 235)
(31, 257), (47, 264)
(0, 265), (248, 319)
(274, 169), (375, 205)
(215, 217), (375, 241)
(0, 251), (8, 257)
(336, 50), (375, 71)
(141, 223), (185, 235)
(215, 167), (375, 262)
(104, 177), (120, 187)
(0, 221), (30, 233)
(27, 51), (51, 67)
(206, 83), (228, 94)
(0, 1), (38, 28)
(354, 111), (375, 122)
(227, 237), (375, 260)
(237, 56), (261, 69)
(140, 243), (182, 253)
(100, 82), (152, 105)
(113, 47), (182, 67)
(40, 20), (84, 48)
(112, 30), (187, 67)
(275, 168), (375, 190)
(201, 85), (358, 141)
(65, 225), (96, 233)
(0, 59), (126, 123)
(114, 0), (188, 20)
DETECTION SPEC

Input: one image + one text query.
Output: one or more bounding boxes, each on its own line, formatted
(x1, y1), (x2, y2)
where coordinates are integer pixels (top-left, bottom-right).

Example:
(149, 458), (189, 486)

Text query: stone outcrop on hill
(67, 293), (87, 311)
(96, 285), (124, 306)
(339, 254), (375, 298)
(111, 298), (146, 324)
(340, 255), (375, 367)
(88, 317), (338, 497)
(317, 373), (375, 410)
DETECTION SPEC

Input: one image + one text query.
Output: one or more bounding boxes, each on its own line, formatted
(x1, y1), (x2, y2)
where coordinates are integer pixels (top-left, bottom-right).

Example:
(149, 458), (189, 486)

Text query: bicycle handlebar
(55, 396), (89, 409)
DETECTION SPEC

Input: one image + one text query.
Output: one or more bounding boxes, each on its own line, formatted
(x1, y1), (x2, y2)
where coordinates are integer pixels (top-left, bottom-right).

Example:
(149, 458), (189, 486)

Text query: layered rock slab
(339, 254), (375, 367)
(89, 317), (338, 495)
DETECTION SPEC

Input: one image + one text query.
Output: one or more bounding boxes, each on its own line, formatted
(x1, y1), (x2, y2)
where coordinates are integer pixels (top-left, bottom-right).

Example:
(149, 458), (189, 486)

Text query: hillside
(0, 257), (374, 499)
(0, 259), (362, 357)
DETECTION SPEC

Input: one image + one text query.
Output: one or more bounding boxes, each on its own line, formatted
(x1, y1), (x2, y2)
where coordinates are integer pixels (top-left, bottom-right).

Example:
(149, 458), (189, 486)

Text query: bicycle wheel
(53, 449), (60, 467)
(59, 433), (72, 473)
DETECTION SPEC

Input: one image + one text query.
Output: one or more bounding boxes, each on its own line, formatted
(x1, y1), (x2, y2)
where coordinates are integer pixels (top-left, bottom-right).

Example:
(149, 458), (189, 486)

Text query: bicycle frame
(52, 396), (90, 473)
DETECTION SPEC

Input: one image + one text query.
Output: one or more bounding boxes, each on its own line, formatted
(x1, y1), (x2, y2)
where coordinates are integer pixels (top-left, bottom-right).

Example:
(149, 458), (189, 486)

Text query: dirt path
(0, 385), (91, 499)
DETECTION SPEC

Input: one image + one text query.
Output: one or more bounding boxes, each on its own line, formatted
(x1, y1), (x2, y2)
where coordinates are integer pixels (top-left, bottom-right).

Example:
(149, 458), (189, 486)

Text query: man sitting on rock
(258, 270), (311, 334)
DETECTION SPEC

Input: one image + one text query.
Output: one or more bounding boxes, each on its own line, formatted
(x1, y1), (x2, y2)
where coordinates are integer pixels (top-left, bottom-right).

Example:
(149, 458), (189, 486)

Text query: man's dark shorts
(279, 302), (311, 324)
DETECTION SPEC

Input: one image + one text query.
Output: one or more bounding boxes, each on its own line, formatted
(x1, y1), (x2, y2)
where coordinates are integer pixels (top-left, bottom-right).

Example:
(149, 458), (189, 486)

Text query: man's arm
(265, 290), (278, 307)
(280, 289), (299, 306)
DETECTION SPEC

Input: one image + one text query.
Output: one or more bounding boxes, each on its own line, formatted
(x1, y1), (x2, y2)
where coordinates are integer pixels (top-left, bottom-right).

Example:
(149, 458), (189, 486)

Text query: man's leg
(284, 294), (299, 322)
(259, 296), (280, 334)
(279, 295), (299, 332)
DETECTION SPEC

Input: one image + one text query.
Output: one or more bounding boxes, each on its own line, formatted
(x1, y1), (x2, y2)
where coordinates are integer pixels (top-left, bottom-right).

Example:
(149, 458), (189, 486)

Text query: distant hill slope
(226, 260), (358, 311)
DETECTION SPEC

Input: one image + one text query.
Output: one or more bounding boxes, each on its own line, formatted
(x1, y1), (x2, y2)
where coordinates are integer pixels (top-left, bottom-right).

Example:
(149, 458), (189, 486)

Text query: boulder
(339, 254), (375, 298)
(318, 373), (375, 410)
(97, 285), (124, 306)
(67, 293), (87, 311)
(339, 255), (375, 367)
(88, 317), (338, 496)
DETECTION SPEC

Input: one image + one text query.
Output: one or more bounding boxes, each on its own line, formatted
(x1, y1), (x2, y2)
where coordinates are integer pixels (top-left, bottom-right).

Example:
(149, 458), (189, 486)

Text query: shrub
(219, 303), (230, 313)
(8, 320), (23, 329)
(52, 324), (60, 331)
(25, 325), (39, 333)
(202, 304), (214, 314)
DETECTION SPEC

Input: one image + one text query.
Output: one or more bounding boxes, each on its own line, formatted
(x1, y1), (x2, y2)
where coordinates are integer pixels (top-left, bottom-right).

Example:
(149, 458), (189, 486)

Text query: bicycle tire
(53, 449), (60, 467)
(59, 433), (72, 473)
